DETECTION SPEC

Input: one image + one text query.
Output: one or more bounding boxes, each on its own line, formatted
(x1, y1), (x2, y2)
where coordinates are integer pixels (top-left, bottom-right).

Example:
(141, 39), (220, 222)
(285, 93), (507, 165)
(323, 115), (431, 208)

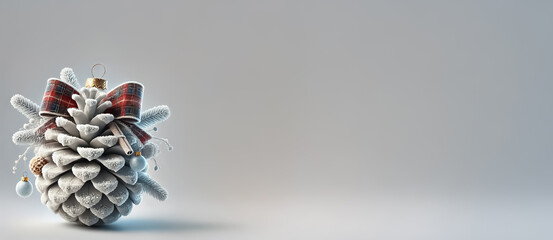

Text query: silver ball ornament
(129, 152), (147, 171)
(15, 175), (33, 198)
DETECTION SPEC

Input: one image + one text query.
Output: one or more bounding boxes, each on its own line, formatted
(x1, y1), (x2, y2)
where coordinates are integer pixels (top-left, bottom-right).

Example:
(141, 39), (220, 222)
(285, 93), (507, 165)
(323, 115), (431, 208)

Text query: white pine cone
(34, 87), (165, 226)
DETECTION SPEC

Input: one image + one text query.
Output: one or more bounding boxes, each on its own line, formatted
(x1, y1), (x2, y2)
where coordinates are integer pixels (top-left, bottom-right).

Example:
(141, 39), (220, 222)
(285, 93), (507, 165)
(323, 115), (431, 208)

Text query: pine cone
(29, 156), (48, 175)
(34, 87), (161, 226)
(11, 68), (171, 226)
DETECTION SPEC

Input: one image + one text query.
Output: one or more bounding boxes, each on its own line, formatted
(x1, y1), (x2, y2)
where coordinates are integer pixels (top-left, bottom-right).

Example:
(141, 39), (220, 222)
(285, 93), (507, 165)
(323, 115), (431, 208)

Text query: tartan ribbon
(103, 81), (144, 123)
(39, 79), (80, 117)
(35, 117), (57, 136)
(37, 79), (151, 144)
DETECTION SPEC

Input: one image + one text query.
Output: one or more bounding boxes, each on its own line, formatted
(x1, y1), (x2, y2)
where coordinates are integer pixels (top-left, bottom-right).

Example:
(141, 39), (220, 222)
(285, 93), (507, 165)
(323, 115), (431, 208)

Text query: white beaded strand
(12, 145), (33, 174)
(152, 158), (159, 171)
(151, 136), (173, 151)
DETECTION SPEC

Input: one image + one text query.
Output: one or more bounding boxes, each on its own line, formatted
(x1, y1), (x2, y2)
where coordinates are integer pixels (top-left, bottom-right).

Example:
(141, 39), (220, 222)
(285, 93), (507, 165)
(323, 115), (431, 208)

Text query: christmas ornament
(15, 172), (33, 198)
(10, 64), (172, 225)
(128, 152), (147, 172)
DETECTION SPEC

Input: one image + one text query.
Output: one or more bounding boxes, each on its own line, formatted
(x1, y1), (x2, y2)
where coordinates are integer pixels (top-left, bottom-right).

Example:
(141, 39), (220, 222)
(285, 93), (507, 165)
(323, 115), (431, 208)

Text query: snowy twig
(137, 172), (168, 201)
(137, 105), (171, 129)
(10, 94), (40, 120)
(60, 67), (81, 89)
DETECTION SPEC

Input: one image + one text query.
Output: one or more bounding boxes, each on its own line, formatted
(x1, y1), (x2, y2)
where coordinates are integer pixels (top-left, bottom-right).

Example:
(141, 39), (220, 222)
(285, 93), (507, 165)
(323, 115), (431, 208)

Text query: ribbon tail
(35, 117), (57, 136)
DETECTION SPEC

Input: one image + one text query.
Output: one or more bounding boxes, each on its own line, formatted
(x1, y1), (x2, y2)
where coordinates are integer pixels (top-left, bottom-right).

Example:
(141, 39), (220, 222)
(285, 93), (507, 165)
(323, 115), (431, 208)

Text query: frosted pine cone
(11, 68), (171, 226)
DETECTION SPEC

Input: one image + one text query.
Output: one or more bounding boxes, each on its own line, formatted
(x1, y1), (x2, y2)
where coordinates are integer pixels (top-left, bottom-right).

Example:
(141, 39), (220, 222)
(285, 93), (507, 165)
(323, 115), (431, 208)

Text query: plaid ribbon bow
(37, 79), (151, 144)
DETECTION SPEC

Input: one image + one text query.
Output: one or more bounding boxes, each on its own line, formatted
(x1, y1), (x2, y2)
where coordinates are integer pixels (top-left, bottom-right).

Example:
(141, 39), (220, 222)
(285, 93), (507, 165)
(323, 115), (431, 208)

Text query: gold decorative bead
(29, 156), (49, 176)
(85, 78), (107, 90)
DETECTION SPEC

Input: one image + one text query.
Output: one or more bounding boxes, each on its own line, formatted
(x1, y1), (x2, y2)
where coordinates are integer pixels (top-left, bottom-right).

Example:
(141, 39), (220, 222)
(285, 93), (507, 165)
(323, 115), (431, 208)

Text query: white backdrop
(1, 1), (553, 239)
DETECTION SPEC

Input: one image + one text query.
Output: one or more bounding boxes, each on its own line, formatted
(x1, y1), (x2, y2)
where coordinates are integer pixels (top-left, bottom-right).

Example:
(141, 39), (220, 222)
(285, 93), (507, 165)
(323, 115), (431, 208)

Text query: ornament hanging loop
(86, 63), (108, 89)
(91, 63), (106, 78)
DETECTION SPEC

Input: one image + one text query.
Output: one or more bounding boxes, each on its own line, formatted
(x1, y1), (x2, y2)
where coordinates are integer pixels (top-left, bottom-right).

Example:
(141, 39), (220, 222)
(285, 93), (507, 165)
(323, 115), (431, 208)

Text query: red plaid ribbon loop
(39, 78), (80, 117)
(103, 82), (144, 123)
(38, 79), (151, 144)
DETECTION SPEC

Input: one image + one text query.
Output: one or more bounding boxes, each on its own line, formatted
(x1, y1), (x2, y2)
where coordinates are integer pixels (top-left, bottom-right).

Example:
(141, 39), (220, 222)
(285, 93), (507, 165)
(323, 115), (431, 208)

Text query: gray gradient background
(1, 1), (552, 239)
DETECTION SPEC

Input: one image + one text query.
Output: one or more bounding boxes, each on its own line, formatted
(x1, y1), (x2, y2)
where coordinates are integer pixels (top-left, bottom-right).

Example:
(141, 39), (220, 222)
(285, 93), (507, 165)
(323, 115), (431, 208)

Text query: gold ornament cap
(21, 171), (29, 181)
(86, 78), (107, 89)
(86, 63), (107, 89)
